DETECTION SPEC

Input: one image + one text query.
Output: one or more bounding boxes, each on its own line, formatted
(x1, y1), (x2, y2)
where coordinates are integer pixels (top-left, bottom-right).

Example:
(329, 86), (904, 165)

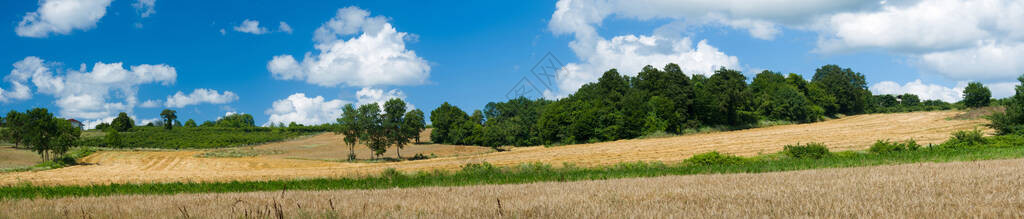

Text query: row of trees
(430, 64), (971, 147)
(335, 98), (427, 160)
(0, 109), (80, 161)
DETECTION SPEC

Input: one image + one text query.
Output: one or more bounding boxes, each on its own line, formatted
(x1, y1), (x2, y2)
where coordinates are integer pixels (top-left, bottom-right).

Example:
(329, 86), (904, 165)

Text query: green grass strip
(2, 137), (1023, 200)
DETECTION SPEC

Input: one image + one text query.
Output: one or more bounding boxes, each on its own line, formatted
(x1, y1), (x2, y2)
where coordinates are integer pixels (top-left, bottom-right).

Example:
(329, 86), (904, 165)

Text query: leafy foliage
(869, 140), (921, 153)
(111, 112), (135, 132)
(685, 151), (744, 166)
(783, 142), (831, 159)
(988, 75), (1024, 134)
(963, 82), (992, 108)
(160, 109), (177, 130)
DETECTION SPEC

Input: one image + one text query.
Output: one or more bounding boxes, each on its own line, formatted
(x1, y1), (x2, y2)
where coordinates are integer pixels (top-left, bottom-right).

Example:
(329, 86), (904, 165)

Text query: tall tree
(963, 82), (992, 108)
(811, 64), (870, 115)
(708, 67), (752, 126)
(429, 102), (469, 144)
(898, 94), (920, 107)
(357, 103), (387, 158)
(1, 110), (26, 148)
(160, 109), (177, 130)
(336, 104), (360, 160)
(403, 109), (426, 143)
(383, 99), (409, 159)
(111, 112), (135, 132)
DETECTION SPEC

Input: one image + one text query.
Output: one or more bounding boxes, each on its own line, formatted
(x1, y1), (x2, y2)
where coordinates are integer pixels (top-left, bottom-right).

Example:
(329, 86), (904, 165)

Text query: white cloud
(264, 93), (349, 126)
(139, 99), (161, 108)
(234, 19), (269, 35)
(267, 6), (430, 87)
(918, 42), (1024, 81)
(813, 0), (1024, 80)
(279, 21), (293, 34)
(2, 56), (176, 121)
(133, 0), (156, 18)
(219, 29), (226, 35)
(355, 87), (413, 109)
(162, 88), (239, 108)
(870, 79), (1017, 102)
(549, 0), (1024, 90)
(16, 0), (113, 38)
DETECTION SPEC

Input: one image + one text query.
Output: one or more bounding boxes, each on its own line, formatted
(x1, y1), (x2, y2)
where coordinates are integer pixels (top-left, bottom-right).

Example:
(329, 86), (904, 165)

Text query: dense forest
(430, 64), (970, 147)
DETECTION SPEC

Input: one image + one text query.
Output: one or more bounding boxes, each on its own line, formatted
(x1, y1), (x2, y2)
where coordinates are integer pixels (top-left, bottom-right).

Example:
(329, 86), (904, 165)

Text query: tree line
(430, 64), (989, 148)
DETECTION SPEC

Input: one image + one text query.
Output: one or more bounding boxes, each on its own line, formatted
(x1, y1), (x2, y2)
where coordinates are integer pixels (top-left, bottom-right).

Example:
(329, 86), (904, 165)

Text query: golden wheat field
(3, 158), (1023, 218)
(0, 111), (988, 186)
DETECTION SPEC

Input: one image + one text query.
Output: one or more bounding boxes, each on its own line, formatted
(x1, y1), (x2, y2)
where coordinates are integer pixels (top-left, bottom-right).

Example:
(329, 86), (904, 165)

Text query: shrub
(686, 151), (744, 166)
(869, 140), (921, 153)
(783, 142), (831, 159)
(944, 129), (987, 148)
(409, 153), (431, 161)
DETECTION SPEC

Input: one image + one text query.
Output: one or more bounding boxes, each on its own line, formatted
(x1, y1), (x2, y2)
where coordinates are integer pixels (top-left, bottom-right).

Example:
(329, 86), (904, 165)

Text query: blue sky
(2, 0), (1023, 128)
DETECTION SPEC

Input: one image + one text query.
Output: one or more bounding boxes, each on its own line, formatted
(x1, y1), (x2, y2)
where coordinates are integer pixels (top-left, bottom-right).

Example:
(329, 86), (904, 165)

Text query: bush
(869, 140), (920, 153)
(686, 151), (744, 166)
(409, 153), (432, 161)
(944, 129), (987, 148)
(783, 142), (831, 159)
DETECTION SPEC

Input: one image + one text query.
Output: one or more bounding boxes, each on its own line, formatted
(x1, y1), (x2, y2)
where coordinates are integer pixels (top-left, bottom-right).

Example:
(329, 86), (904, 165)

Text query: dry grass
(3, 158), (1024, 218)
(253, 131), (494, 160)
(0, 111), (988, 186)
(0, 147), (40, 169)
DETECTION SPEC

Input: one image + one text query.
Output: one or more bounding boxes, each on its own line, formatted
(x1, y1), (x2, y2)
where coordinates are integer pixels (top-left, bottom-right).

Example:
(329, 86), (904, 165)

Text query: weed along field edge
(4, 157), (1024, 218)
(0, 110), (988, 187)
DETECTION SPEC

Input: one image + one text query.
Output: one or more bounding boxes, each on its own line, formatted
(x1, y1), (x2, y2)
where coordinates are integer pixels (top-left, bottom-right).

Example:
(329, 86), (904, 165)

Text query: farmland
(3, 157), (1023, 218)
(0, 110), (987, 186)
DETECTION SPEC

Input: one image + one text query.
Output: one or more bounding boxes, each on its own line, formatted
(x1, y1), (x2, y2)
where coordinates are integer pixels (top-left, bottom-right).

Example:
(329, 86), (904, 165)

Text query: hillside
(0, 111), (988, 186)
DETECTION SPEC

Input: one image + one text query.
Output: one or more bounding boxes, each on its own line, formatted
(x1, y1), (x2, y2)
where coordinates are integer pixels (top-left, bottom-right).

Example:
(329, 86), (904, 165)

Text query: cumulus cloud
(550, 0), (1024, 90)
(162, 88), (239, 108)
(139, 99), (161, 108)
(133, 0), (156, 18)
(870, 79), (1017, 102)
(16, 0), (113, 38)
(264, 93), (349, 126)
(2, 56), (176, 123)
(267, 6), (430, 87)
(279, 21), (293, 34)
(355, 87), (413, 109)
(234, 19), (269, 35)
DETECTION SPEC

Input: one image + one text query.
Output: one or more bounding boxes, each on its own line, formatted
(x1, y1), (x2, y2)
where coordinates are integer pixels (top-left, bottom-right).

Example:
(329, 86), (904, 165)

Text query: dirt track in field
(0, 111), (989, 186)
(5, 158), (1024, 218)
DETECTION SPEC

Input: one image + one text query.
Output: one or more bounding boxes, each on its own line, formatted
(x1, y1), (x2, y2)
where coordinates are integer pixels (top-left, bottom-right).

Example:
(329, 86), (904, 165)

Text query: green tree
(403, 109), (426, 143)
(811, 65), (871, 115)
(429, 102), (469, 144)
(184, 119), (198, 128)
(160, 109), (177, 130)
(105, 129), (125, 148)
(898, 94), (920, 107)
(357, 103), (387, 158)
(708, 67), (752, 126)
(111, 112), (135, 132)
(52, 119), (81, 157)
(1, 110), (26, 148)
(383, 98), (409, 158)
(217, 113), (256, 128)
(336, 104), (360, 160)
(988, 75), (1024, 134)
(963, 82), (991, 108)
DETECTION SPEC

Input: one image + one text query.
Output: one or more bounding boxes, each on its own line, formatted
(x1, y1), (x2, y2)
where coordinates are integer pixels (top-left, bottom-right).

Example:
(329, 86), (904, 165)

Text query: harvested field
(4, 158), (1024, 218)
(0, 147), (39, 169)
(0, 111), (989, 186)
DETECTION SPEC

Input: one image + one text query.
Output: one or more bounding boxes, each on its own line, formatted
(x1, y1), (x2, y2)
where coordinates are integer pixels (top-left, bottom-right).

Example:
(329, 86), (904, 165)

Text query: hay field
(0, 111), (988, 186)
(0, 147), (39, 169)
(4, 158), (1023, 218)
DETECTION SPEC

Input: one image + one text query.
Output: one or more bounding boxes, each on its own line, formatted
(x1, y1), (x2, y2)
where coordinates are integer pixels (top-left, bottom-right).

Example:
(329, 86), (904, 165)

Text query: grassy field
(0, 147), (39, 169)
(0, 111), (987, 186)
(3, 156), (1023, 218)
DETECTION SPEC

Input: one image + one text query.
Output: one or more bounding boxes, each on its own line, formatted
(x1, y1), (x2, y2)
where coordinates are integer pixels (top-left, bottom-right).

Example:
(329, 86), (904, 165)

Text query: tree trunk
(396, 147), (401, 159)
